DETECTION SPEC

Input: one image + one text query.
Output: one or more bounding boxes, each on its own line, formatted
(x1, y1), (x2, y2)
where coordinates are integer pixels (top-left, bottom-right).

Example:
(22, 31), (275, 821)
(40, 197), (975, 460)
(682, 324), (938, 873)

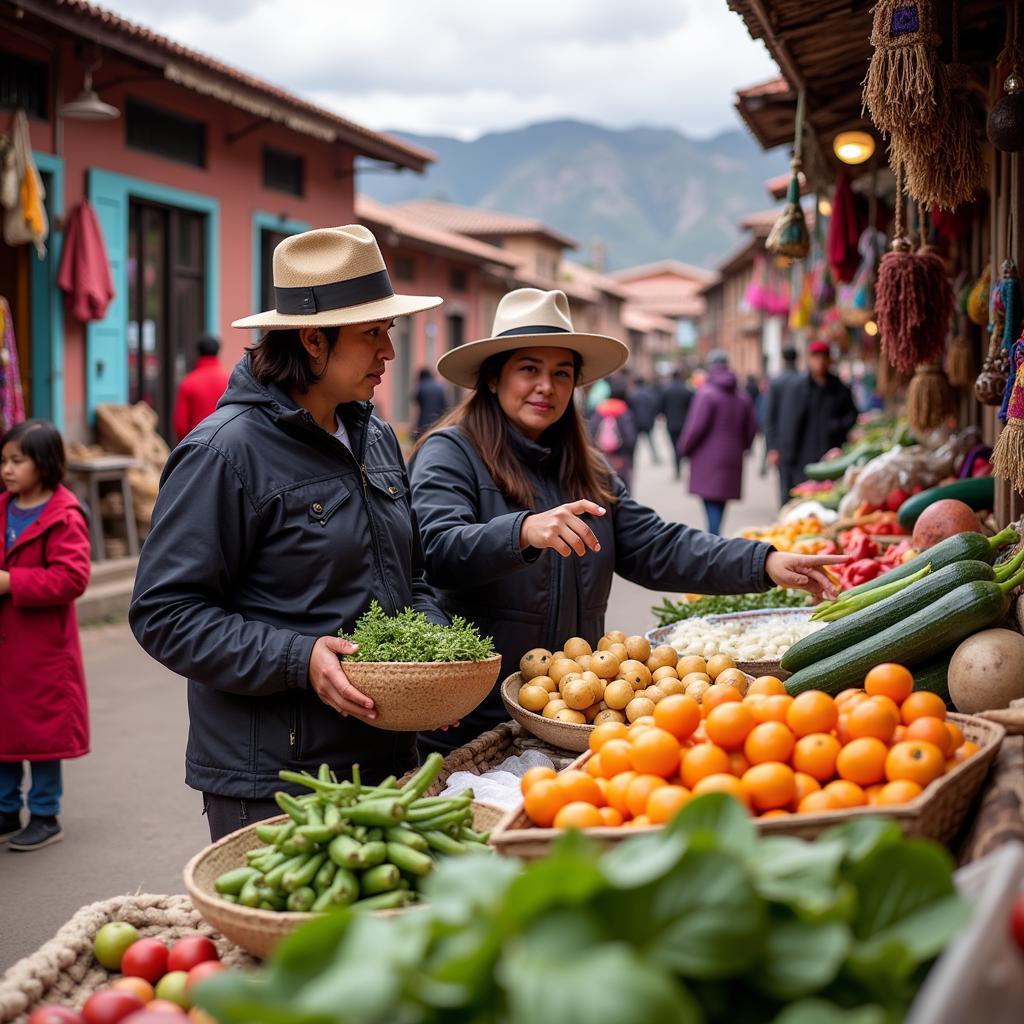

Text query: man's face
(809, 352), (830, 378)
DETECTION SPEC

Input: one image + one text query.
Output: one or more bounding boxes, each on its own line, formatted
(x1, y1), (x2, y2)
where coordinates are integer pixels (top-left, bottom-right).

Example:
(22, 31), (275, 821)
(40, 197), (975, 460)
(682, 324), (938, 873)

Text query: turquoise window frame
(251, 211), (309, 314)
(30, 151), (64, 428)
(86, 169), (219, 419)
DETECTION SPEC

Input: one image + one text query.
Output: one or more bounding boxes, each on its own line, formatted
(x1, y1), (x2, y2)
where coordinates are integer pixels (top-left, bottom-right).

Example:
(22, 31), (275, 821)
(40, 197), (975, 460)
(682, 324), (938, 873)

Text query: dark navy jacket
(129, 358), (445, 798)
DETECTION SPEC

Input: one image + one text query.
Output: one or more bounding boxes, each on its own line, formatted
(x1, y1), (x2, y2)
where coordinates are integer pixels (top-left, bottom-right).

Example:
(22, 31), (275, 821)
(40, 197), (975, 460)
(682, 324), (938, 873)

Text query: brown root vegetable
(948, 628), (1024, 713)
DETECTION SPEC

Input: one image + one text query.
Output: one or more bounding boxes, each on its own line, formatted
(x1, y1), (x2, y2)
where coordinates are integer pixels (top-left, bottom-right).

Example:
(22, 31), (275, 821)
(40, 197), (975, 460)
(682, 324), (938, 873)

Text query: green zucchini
(784, 569), (1024, 696)
(912, 650), (954, 707)
(781, 560), (997, 673)
(897, 477), (996, 530)
(804, 442), (885, 482)
(839, 527), (1018, 600)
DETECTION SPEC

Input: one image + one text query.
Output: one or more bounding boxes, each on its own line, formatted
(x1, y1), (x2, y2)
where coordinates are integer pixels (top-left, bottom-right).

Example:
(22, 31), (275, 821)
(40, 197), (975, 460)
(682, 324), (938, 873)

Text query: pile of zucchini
(782, 528), (1023, 699)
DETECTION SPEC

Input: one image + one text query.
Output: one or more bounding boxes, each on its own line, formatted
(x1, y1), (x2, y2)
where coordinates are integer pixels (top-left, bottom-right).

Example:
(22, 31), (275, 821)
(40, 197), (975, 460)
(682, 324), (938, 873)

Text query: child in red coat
(0, 420), (91, 850)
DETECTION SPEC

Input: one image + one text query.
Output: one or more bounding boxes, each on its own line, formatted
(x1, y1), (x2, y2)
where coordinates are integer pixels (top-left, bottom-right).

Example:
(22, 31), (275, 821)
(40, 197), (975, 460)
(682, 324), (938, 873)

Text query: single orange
(797, 789), (840, 814)
(111, 978), (155, 1004)
(654, 694), (702, 741)
(598, 805), (624, 826)
(705, 702), (756, 750)
(876, 779), (924, 805)
(558, 769), (604, 806)
(680, 742), (731, 789)
(553, 801), (603, 828)
(864, 663), (914, 704)
(701, 683), (743, 716)
(589, 720), (630, 752)
(892, 724), (907, 743)
(900, 691), (947, 725)
(692, 772), (751, 809)
(626, 773), (667, 817)
(834, 687), (866, 707)
(742, 762), (796, 812)
(751, 694), (794, 724)
(792, 771), (821, 808)
(599, 738), (634, 778)
(727, 750), (751, 777)
(759, 808), (791, 819)
(595, 776), (610, 799)
(646, 784), (691, 824)
(945, 720), (965, 751)
(585, 753), (604, 778)
(835, 737), (888, 786)
(606, 771), (638, 817)
(905, 716), (953, 756)
(630, 814), (653, 828)
(836, 714), (853, 746)
(523, 778), (568, 826)
(744, 720), (796, 765)
(520, 765), (556, 794)
(822, 779), (866, 808)
(787, 691), (838, 737)
(864, 783), (885, 805)
(791, 732), (841, 782)
(885, 740), (945, 786)
(629, 727), (682, 778)
(846, 697), (899, 743)
(951, 740), (980, 765)
(748, 675), (787, 696)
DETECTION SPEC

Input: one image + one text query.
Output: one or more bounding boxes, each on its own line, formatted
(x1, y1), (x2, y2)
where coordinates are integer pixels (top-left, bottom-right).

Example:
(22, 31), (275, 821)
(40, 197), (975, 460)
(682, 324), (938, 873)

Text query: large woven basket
(490, 713), (1006, 860)
(0, 894), (256, 1024)
(342, 654), (501, 731)
(501, 672), (593, 752)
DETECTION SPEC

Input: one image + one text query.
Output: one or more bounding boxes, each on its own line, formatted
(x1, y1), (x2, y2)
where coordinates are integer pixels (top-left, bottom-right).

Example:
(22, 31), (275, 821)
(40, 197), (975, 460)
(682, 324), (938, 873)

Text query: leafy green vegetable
(341, 601), (494, 662)
(652, 588), (812, 627)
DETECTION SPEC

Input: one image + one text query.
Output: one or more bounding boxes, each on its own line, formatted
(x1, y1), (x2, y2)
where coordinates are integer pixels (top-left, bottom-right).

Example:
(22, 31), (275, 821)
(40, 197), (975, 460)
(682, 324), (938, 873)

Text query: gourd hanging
(766, 90), (810, 262)
(992, 358), (1024, 491)
(988, 2), (1024, 152)
(977, 259), (1021, 405)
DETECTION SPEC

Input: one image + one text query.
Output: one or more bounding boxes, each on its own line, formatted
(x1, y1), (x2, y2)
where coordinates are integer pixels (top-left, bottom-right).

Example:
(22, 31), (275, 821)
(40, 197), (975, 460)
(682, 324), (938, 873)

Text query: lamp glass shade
(59, 71), (120, 121)
(833, 131), (875, 165)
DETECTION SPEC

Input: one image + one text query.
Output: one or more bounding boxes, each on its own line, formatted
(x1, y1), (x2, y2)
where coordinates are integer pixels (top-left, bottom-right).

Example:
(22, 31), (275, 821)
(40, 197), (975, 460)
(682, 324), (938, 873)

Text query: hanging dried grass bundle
(947, 322), (976, 387)
(877, 349), (911, 396)
(906, 362), (956, 432)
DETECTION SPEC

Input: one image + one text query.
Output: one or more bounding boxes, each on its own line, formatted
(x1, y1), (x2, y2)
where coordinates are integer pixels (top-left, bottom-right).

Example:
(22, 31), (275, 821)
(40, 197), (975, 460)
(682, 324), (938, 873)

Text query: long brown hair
(414, 351), (618, 508)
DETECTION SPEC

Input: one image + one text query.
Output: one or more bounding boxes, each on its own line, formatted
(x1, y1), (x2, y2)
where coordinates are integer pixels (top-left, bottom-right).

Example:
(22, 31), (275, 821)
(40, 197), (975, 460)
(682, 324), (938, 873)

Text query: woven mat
(0, 893), (256, 1024)
(959, 735), (1024, 865)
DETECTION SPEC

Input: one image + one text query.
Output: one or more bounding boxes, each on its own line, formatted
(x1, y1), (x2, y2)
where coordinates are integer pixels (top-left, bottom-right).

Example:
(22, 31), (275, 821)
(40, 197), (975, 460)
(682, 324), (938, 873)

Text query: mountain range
(360, 120), (789, 271)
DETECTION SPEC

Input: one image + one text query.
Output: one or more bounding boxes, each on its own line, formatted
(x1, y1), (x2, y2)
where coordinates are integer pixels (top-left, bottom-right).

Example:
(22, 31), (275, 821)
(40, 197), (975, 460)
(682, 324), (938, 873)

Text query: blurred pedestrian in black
(764, 346), (802, 503)
(627, 375), (662, 465)
(412, 368), (448, 438)
(661, 368), (694, 479)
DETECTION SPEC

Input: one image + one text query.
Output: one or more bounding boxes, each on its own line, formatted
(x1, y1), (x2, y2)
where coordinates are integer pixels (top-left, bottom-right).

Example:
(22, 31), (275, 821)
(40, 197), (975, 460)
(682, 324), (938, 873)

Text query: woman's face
(493, 347), (576, 441)
(301, 319), (396, 404)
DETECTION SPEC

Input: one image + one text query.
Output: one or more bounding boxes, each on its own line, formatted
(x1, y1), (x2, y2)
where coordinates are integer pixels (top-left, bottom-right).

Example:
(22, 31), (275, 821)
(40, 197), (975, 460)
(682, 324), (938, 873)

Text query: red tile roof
(610, 259), (716, 286)
(394, 200), (578, 249)
(735, 76), (790, 99)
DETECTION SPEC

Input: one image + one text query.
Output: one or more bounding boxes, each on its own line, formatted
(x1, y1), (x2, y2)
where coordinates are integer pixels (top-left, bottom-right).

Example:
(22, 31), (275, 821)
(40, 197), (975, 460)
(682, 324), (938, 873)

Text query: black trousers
(202, 792), (281, 843)
(779, 463), (805, 507)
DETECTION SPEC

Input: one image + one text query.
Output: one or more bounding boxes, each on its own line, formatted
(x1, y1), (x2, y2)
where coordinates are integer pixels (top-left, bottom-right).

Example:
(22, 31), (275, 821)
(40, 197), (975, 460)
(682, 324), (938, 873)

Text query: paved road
(0, 430), (781, 971)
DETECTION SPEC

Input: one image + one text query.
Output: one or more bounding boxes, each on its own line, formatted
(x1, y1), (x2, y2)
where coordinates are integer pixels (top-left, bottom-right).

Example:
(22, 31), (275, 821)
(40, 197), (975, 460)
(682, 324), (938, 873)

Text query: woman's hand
(308, 637), (376, 721)
(521, 500), (606, 557)
(0, 571), (9, 595)
(766, 551), (850, 602)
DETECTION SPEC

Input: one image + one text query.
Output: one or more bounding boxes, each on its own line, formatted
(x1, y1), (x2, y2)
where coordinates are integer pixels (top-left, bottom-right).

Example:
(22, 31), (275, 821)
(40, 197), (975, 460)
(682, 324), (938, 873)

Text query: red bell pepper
(839, 529), (880, 560)
(838, 558), (885, 589)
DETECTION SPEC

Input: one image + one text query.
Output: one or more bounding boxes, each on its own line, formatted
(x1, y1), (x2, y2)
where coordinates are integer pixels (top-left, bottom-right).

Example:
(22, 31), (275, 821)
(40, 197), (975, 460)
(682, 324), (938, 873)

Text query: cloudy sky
(108, 0), (779, 140)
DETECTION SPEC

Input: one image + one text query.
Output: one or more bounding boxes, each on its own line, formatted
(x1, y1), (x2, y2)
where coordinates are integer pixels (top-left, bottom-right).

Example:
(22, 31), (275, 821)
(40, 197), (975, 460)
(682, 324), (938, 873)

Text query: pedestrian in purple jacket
(678, 350), (757, 535)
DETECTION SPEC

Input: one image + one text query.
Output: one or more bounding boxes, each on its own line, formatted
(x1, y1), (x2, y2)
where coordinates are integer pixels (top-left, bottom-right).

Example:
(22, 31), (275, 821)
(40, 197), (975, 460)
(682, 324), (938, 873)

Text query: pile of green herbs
(653, 588), (812, 627)
(194, 795), (967, 1024)
(340, 601), (494, 663)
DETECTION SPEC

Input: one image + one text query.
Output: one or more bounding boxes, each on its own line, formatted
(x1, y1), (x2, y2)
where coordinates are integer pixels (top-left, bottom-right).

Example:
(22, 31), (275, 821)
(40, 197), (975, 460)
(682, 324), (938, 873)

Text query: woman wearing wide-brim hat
(409, 288), (847, 751)
(130, 225), (448, 841)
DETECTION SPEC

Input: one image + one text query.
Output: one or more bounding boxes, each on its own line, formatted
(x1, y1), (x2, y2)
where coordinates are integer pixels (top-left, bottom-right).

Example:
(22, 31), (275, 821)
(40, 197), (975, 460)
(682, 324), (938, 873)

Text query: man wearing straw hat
(130, 225), (449, 841)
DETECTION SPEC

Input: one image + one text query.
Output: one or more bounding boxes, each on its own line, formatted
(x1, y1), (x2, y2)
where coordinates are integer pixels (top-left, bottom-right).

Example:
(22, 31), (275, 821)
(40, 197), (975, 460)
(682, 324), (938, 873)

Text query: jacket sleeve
(128, 441), (316, 697)
(410, 433), (538, 589)
(8, 514), (91, 607)
(831, 382), (859, 438)
(610, 476), (774, 594)
(678, 391), (710, 457)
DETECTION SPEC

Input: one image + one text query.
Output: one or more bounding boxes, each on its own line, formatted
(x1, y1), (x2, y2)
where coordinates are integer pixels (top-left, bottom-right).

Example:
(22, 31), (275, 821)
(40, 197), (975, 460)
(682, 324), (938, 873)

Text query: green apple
(154, 970), (192, 1009)
(92, 921), (141, 971)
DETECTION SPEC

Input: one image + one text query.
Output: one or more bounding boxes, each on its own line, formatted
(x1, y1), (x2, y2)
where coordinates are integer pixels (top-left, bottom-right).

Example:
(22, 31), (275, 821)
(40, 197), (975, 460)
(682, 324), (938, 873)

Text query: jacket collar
(507, 425), (557, 467)
(1, 485), (86, 559)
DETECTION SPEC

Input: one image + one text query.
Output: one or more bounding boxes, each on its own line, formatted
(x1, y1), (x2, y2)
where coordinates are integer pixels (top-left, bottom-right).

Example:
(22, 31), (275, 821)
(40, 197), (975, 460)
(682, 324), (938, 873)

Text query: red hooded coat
(0, 485), (91, 761)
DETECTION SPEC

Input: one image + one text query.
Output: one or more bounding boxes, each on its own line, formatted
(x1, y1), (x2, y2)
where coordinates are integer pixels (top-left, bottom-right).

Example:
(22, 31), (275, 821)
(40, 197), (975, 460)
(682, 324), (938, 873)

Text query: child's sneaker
(8, 815), (63, 851)
(0, 812), (22, 841)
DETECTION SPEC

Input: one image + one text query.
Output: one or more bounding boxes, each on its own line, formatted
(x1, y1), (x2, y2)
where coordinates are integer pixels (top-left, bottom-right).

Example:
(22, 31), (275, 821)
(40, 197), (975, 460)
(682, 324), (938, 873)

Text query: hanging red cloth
(57, 200), (115, 322)
(828, 172), (861, 284)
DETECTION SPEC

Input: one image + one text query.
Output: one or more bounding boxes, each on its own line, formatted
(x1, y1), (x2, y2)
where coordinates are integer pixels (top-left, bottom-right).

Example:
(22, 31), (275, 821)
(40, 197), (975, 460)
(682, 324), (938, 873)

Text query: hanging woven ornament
(863, 0), (946, 140)
(1000, 335), (1024, 420)
(977, 259), (1021, 404)
(947, 275), (976, 387)
(991, 357), (1024, 492)
(967, 264), (992, 326)
(767, 90), (810, 261)
(906, 362), (956, 432)
(988, 3), (1024, 152)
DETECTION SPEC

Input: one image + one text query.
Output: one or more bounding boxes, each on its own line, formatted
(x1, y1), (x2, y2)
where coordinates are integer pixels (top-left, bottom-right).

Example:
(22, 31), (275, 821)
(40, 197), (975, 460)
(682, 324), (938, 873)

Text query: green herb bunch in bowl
(337, 602), (501, 732)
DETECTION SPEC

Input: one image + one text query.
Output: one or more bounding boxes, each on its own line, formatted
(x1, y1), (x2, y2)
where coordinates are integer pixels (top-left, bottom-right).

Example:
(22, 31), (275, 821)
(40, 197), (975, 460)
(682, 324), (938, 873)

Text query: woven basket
(342, 654), (501, 731)
(184, 802), (501, 960)
(0, 894), (256, 1024)
(490, 713), (1006, 860)
(500, 673), (593, 752)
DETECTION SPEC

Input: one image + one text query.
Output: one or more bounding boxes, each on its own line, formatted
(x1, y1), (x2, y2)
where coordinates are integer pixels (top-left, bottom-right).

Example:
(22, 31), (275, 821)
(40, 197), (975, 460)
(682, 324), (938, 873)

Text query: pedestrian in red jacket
(0, 420), (91, 850)
(172, 335), (231, 441)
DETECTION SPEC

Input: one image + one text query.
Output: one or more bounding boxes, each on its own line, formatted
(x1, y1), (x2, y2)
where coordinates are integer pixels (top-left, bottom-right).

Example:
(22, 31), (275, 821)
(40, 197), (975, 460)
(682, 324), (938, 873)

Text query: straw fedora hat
(436, 288), (629, 389)
(232, 224), (441, 330)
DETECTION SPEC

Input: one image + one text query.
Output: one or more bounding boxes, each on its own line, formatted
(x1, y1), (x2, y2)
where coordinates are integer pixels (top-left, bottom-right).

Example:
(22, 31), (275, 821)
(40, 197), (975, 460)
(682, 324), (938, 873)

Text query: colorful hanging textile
(58, 201), (116, 322)
(827, 173), (861, 283)
(0, 297), (26, 432)
(0, 110), (47, 258)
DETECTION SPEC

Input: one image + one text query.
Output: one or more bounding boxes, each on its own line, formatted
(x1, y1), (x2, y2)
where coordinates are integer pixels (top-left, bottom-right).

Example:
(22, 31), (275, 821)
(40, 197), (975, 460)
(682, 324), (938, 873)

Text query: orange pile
(520, 663), (979, 827)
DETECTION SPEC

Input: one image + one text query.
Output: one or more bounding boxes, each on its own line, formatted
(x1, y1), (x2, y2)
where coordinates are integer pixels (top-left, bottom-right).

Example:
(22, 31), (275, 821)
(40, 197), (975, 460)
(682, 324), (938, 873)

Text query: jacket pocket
(307, 480), (353, 527)
(365, 472), (406, 502)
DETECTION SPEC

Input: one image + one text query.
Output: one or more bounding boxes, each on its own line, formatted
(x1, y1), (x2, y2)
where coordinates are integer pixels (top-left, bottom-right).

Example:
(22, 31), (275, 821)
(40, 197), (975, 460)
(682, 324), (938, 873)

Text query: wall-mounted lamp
(864, 320), (879, 336)
(818, 197), (833, 217)
(60, 61), (119, 121)
(833, 131), (875, 165)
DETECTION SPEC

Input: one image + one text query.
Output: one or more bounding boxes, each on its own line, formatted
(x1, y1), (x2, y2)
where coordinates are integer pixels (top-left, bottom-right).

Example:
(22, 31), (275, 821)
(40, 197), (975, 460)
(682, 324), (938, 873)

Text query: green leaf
(753, 915), (851, 1001)
(268, 909), (352, 981)
(500, 941), (705, 1024)
(771, 999), (887, 1024)
(752, 836), (849, 918)
(601, 828), (687, 888)
(194, 970), (327, 1024)
(819, 817), (903, 866)
(665, 792), (757, 858)
(421, 849), (520, 923)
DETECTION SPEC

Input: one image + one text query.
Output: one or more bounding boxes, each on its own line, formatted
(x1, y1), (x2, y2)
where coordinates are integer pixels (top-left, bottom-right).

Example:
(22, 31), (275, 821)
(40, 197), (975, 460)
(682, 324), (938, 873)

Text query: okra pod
(357, 841), (387, 868)
(323, 803), (342, 833)
(328, 834), (364, 868)
(360, 863), (400, 896)
(283, 852), (326, 893)
(264, 853), (311, 891)
(385, 826), (430, 853)
(318, 763), (333, 784)
(295, 823), (334, 845)
(304, 802), (324, 828)
(343, 797), (405, 827)
(350, 889), (412, 911)
(410, 808), (471, 831)
(219, 894), (238, 904)
(272, 821), (297, 847)
(214, 866), (260, 895)
(399, 753), (444, 804)
(286, 886), (317, 912)
(423, 830), (469, 856)
(280, 832), (314, 856)
(406, 797), (470, 821)
(311, 866), (359, 911)
(275, 791), (308, 824)
(238, 874), (263, 908)
(386, 842), (434, 877)
(459, 828), (489, 844)
(254, 822), (288, 844)
(259, 895), (287, 912)
(314, 859), (337, 891)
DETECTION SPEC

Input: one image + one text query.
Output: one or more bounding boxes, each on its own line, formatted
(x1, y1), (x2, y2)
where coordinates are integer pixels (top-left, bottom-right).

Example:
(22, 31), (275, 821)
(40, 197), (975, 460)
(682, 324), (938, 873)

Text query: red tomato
(27, 1008), (86, 1024)
(1012, 893), (1024, 953)
(82, 991), (144, 1024)
(121, 940), (169, 985)
(166, 937), (218, 975)
(184, 961), (225, 992)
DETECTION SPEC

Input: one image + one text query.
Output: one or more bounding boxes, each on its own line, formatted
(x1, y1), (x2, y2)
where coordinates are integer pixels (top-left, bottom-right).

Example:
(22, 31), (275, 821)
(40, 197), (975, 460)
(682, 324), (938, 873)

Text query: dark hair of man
(414, 350), (618, 508)
(782, 346), (798, 365)
(197, 334), (221, 357)
(418, 367), (433, 381)
(1, 419), (66, 489)
(247, 327), (342, 393)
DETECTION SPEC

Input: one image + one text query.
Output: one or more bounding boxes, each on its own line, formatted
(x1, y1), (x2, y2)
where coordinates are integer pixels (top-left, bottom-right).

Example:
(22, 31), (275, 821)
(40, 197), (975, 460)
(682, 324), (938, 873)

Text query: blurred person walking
(764, 346), (803, 504)
(412, 367), (448, 438)
(661, 368), (693, 479)
(172, 334), (231, 442)
(590, 376), (637, 491)
(627, 376), (663, 464)
(677, 350), (757, 535)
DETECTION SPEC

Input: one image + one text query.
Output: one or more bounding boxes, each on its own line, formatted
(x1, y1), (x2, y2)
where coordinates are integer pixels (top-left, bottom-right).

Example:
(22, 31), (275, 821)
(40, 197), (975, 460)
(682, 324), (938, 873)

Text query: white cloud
(108, 0), (779, 138)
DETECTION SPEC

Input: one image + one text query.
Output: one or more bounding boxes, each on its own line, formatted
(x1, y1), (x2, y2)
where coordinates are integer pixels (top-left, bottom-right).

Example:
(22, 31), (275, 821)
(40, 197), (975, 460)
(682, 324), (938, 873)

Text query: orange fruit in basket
(744, 721), (796, 765)
(742, 762), (796, 812)
(523, 779), (568, 826)
(520, 765), (557, 794)
(606, 771), (637, 817)
(654, 694), (701, 741)
(900, 691), (947, 725)
(885, 740), (945, 786)
(864, 663), (914, 704)
(797, 789), (840, 814)
(599, 738), (634, 778)
(835, 687), (866, 707)
(589, 720), (629, 752)
(585, 753), (604, 778)
(876, 779), (924, 805)
(629, 727), (682, 778)
(630, 814), (653, 828)
(680, 743), (731, 789)
(760, 808), (791, 819)
(752, 694), (794, 724)
(626, 773), (667, 818)
(822, 779), (866, 807)
(835, 737), (888, 786)
(787, 691), (838, 737)
(905, 716), (954, 756)
(702, 683), (743, 716)
(748, 675), (787, 696)
(598, 805), (623, 826)
(792, 771), (821, 808)
(692, 772), (751, 809)
(951, 740), (980, 766)
(646, 784), (691, 824)
(945, 720), (965, 751)
(553, 801), (604, 829)
(791, 732), (841, 782)
(846, 697), (899, 743)
(704, 702), (756, 750)
(727, 750), (751, 778)
(558, 769), (604, 806)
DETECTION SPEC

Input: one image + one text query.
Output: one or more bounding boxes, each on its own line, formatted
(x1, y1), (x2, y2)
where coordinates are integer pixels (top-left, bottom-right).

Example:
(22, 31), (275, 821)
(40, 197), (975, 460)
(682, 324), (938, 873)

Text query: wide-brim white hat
(232, 224), (441, 329)
(436, 288), (629, 388)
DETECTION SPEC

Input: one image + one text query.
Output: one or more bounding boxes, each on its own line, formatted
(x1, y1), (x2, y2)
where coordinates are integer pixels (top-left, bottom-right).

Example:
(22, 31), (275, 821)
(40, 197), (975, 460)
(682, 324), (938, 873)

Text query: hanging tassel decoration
(1001, 336), (1024, 421)
(767, 89), (810, 262)
(977, 261), (1013, 404)
(992, 356), (1024, 491)
(967, 264), (992, 325)
(877, 347), (911, 396)
(906, 362), (956, 432)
